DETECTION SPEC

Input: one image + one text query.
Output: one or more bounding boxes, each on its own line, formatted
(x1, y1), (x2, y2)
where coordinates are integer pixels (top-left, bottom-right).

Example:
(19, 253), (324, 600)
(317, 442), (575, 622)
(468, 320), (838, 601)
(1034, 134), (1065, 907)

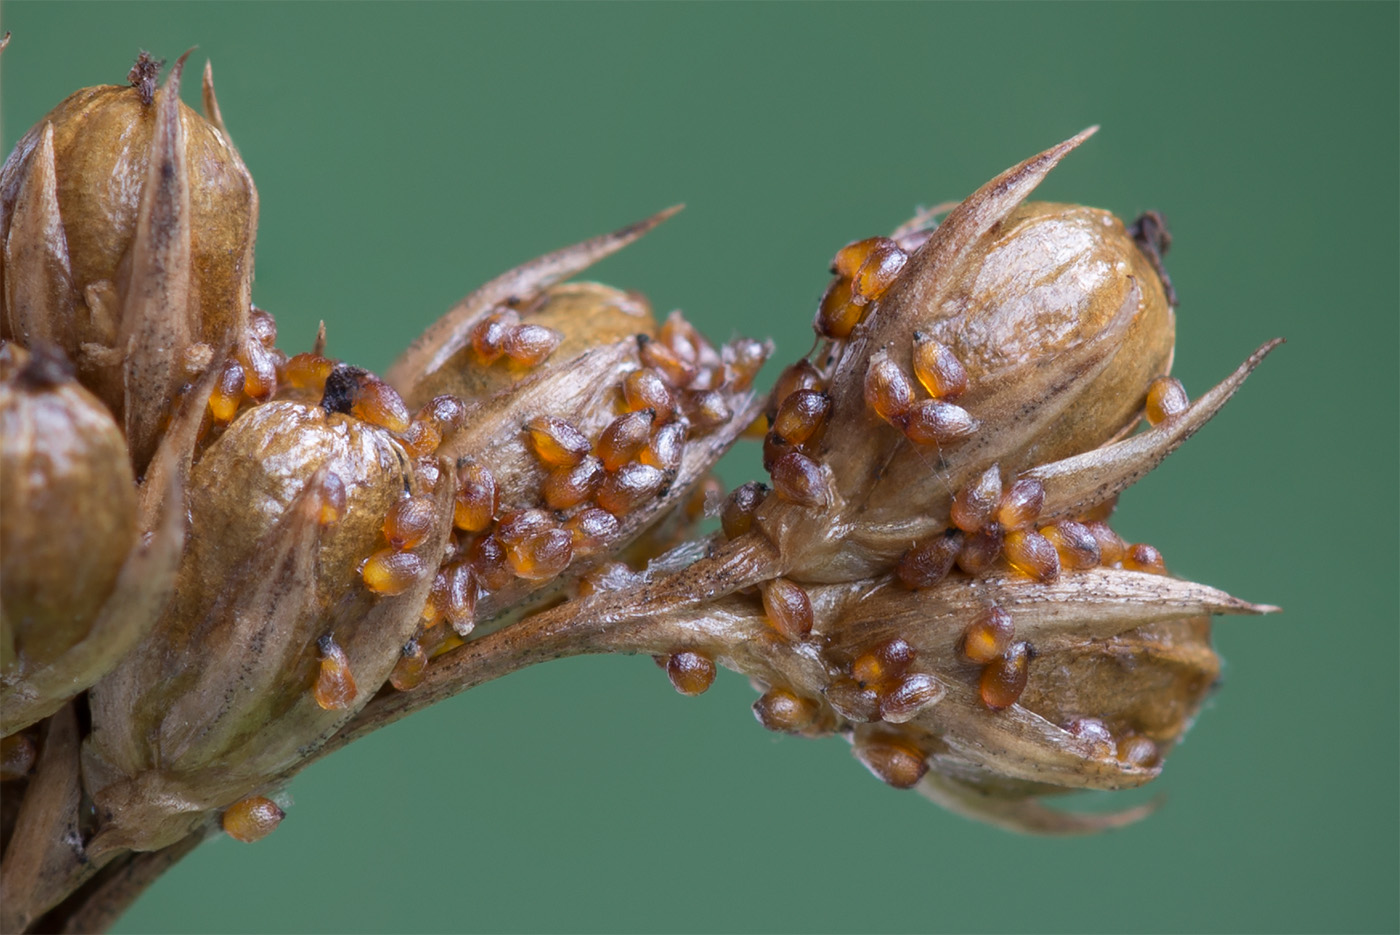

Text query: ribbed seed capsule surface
(352, 377), (411, 433)
(665, 652), (716, 696)
(853, 735), (928, 788)
(471, 310), (518, 363)
(956, 525), (1005, 576)
(639, 422), (685, 471)
(879, 674), (944, 723)
(469, 535), (514, 590)
(542, 456), (605, 509)
(1004, 529), (1061, 582)
(454, 462), (497, 533)
(863, 354), (914, 424)
(314, 635), (357, 710)
(1145, 375), (1190, 425)
(221, 796), (285, 843)
(1123, 542), (1167, 574)
(770, 361), (824, 416)
(760, 578), (812, 641)
(911, 333), (968, 399)
(832, 237), (883, 278)
(526, 416), (591, 467)
(815, 277), (862, 339)
(596, 462), (666, 516)
(506, 529), (574, 581)
(773, 389), (831, 444)
(900, 399), (976, 446)
(686, 390), (731, 431)
(951, 465), (1003, 533)
(960, 607), (1014, 664)
(1084, 520), (1127, 566)
(979, 641), (1031, 710)
(361, 548), (426, 595)
(209, 357), (245, 422)
(770, 451), (826, 507)
(851, 637), (916, 687)
(896, 530), (963, 589)
(382, 496), (436, 551)
(597, 410), (654, 471)
(753, 688), (820, 733)
(622, 368), (675, 420)
(389, 639), (429, 691)
(639, 337), (698, 387)
(721, 481), (768, 540)
(1040, 520), (1102, 571)
(997, 478), (1046, 530)
(564, 508), (619, 555)
(503, 323), (562, 366)
(400, 419), (442, 459)
(283, 353), (333, 392)
(849, 240), (908, 304)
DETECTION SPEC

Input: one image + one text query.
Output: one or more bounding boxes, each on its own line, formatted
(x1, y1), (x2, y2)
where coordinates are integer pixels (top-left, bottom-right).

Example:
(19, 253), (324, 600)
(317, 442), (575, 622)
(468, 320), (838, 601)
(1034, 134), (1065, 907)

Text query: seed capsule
(543, 456), (605, 510)
(659, 311), (713, 366)
(760, 578), (813, 641)
(495, 509), (554, 546)
(597, 410), (654, 471)
(1066, 717), (1117, 757)
(506, 528), (574, 581)
(815, 277), (863, 339)
(752, 688), (820, 734)
(1084, 520), (1127, 566)
(249, 307), (278, 347)
(686, 390), (732, 431)
(832, 237), (883, 278)
(1004, 529), (1061, 583)
(564, 507), (620, 555)
(639, 422), (686, 471)
(1145, 375), (1189, 426)
(979, 641), (1031, 710)
(526, 416), (591, 467)
(208, 357), (245, 422)
(428, 562), (477, 633)
(283, 352), (334, 393)
(503, 323), (563, 366)
(911, 333), (968, 399)
(237, 342), (279, 400)
(772, 389), (831, 445)
(864, 354), (914, 424)
(665, 651), (716, 696)
(351, 376), (411, 433)
(1040, 520), (1102, 571)
(1117, 734), (1161, 768)
(960, 607), (1015, 665)
(956, 524), (1004, 576)
(769, 450), (827, 507)
(769, 360), (824, 417)
(951, 465), (1003, 533)
(622, 368), (675, 420)
(314, 635), (357, 710)
(0, 733), (37, 780)
(825, 677), (881, 722)
(421, 394), (471, 435)
(386, 638), (429, 692)
(853, 734), (928, 789)
(851, 637), (916, 688)
(471, 309), (518, 363)
(596, 461), (667, 516)
(849, 239), (908, 305)
(221, 796), (285, 843)
(639, 336), (699, 387)
(400, 419), (442, 459)
(996, 478), (1046, 530)
(1123, 542), (1167, 575)
(896, 529), (963, 589)
(454, 462), (498, 533)
(879, 673), (944, 723)
(899, 399), (977, 446)
(721, 481), (768, 540)
(361, 548), (426, 596)
(468, 535), (514, 591)
(382, 496), (436, 551)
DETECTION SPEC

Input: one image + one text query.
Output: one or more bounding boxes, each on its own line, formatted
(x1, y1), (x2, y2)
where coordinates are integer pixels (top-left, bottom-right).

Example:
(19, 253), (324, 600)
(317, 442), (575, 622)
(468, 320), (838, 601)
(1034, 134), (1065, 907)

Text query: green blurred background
(3, 3), (1396, 932)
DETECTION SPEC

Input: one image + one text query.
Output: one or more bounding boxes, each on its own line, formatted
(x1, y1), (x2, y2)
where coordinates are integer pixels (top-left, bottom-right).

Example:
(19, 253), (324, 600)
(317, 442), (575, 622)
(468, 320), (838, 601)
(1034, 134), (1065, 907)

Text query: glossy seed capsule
(389, 639), (429, 691)
(815, 276), (863, 339)
(951, 465), (1003, 533)
(0, 733), (37, 781)
(960, 606), (1014, 665)
(454, 462), (498, 533)
(382, 496), (436, 550)
(686, 390), (732, 431)
(879, 673), (945, 723)
(595, 461), (667, 516)
(1084, 520), (1127, 566)
(1145, 375), (1190, 426)
(997, 478), (1046, 530)
(1040, 520), (1102, 571)
(769, 360), (824, 418)
(849, 240), (908, 305)
(221, 796), (285, 843)
(659, 311), (711, 365)
(622, 368), (676, 420)
(438, 562), (478, 633)
(1004, 529), (1061, 583)
(314, 634), (357, 710)
(318, 472), (347, 526)
(721, 481), (768, 540)
(896, 529), (963, 589)
(825, 677), (881, 722)
(853, 735), (928, 789)
(361, 548), (426, 595)
(761, 432), (793, 472)
(769, 450), (827, 507)
(209, 357), (245, 422)
(760, 577), (812, 641)
(900, 399), (977, 446)
(640, 421), (686, 471)
(722, 337), (767, 391)
(526, 416), (591, 467)
(956, 523), (1005, 576)
(471, 309), (518, 363)
(979, 641), (1031, 710)
(851, 637), (917, 688)
(1066, 717), (1117, 757)
(1117, 734), (1161, 768)
(238, 341), (279, 400)
(349, 377), (411, 434)
(772, 389), (831, 445)
(831, 236), (883, 278)
(400, 419), (442, 459)
(421, 394), (471, 435)
(283, 352), (334, 392)
(249, 307), (278, 347)
(597, 410), (654, 471)
(640, 335), (699, 387)
(911, 333), (968, 400)
(543, 456), (605, 510)
(752, 688), (820, 734)
(495, 509), (555, 546)
(503, 323), (562, 366)
(863, 353), (914, 424)
(665, 651), (717, 696)
(469, 535), (515, 590)
(1123, 542), (1167, 575)
(564, 507), (620, 555)
(506, 528), (574, 581)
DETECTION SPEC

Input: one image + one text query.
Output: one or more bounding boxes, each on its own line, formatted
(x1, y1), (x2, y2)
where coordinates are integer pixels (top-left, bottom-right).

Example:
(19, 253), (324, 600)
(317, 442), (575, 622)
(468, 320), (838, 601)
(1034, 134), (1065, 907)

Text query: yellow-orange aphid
(543, 456), (605, 510)
(209, 357), (245, 422)
(640, 421), (686, 471)
(896, 529), (963, 589)
(0, 733), (37, 781)
(769, 360), (824, 418)
(721, 481), (768, 540)
(956, 524), (1005, 576)
(951, 465), (1003, 533)
(470, 308), (519, 364)
(1123, 542), (1167, 575)
(237, 341), (278, 400)
(752, 688), (820, 734)
(283, 352), (334, 393)
(760, 577), (813, 641)
(564, 507), (620, 556)
(1117, 734), (1161, 768)
(960, 606), (1014, 665)
(996, 477), (1046, 530)
(382, 496), (436, 551)
(221, 796), (285, 843)
(853, 734), (928, 789)
(315, 472), (346, 527)
(1004, 529), (1061, 583)
(851, 637), (916, 688)
(639, 335), (698, 388)
(722, 337), (768, 391)
(769, 450), (827, 507)
(314, 634), (357, 710)
(831, 236), (883, 278)
(400, 419), (442, 459)
(597, 410), (654, 471)
(900, 399), (976, 446)
(249, 307), (278, 347)
(686, 390), (731, 431)
(454, 462), (498, 533)
(420, 394), (471, 435)
(979, 641), (1031, 710)
(389, 638), (429, 692)
(622, 367), (676, 421)
(1040, 520), (1101, 571)
(1083, 520), (1127, 566)
(665, 651), (717, 696)
(879, 673), (944, 724)
(361, 548), (426, 596)
(506, 528), (574, 581)
(526, 415), (591, 467)
(503, 323), (563, 367)
(772, 389), (831, 445)
(468, 535), (514, 590)
(352, 377), (411, 434)
(1145, 375), (1190, 426)
(911, 332), (968, 400)
(596, 462), (667, 516)
(863, 353), (914, 424)
(1066, 717), (1117, 758)
(849, 239), (908, 305)
(815, 277), (863, 339)
(825, 677), (881, 722)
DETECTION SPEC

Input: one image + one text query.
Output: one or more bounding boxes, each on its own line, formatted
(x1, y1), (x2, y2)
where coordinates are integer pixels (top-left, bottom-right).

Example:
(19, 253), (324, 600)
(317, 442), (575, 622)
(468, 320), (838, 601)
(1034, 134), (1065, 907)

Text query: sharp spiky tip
(201, 59), (229, 137)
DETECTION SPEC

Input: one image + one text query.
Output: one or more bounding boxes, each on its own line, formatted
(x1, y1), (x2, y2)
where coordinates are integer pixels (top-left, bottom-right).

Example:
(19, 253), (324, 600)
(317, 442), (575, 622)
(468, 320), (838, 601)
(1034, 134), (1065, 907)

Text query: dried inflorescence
(0, 49), (1278, 934)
